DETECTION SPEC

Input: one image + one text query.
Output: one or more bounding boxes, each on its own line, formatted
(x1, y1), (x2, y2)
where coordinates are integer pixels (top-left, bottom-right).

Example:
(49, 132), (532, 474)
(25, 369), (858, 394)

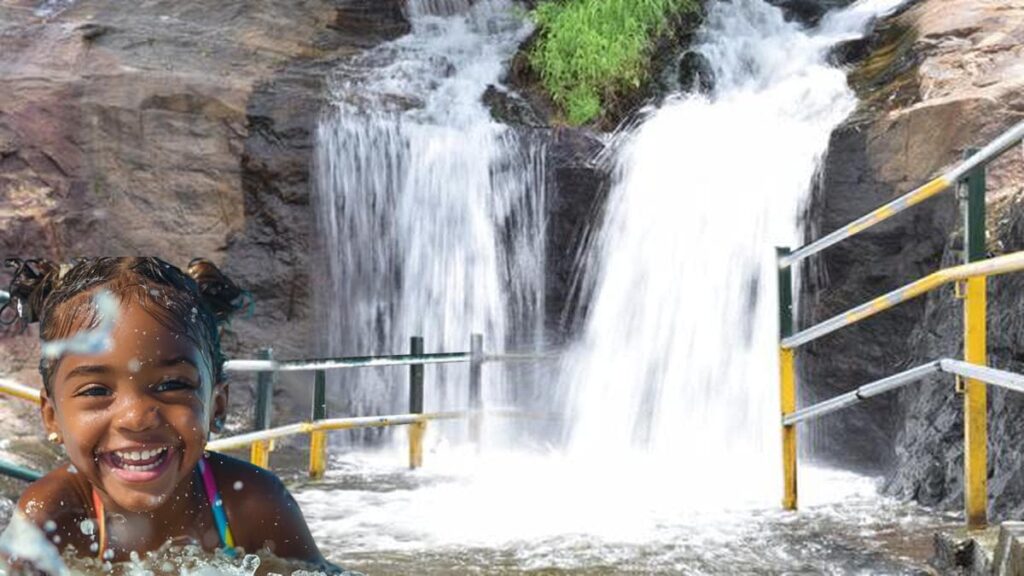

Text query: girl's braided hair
(1, 257), (248, 393)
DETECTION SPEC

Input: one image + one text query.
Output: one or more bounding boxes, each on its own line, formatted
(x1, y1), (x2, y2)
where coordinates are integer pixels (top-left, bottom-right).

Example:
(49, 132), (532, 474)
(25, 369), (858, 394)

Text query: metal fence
(0, 333), (554, 482)
(776, 120), (1024, 528)
(215, 333), (507, 478)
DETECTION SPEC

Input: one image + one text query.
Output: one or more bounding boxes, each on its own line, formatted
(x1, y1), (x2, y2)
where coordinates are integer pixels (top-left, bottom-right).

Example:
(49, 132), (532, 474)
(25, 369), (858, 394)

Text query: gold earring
(47, 432), (61, 444)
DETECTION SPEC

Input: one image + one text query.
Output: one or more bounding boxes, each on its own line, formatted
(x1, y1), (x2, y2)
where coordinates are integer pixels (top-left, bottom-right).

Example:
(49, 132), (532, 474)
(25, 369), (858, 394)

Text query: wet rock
(764, 0), (853, 26)
(330, 0), (410, 47)
(676, 51), (715, 95)
(483, 85), (543, 127)
(543, 128), (609, 342)
(828, 36), (870, 67)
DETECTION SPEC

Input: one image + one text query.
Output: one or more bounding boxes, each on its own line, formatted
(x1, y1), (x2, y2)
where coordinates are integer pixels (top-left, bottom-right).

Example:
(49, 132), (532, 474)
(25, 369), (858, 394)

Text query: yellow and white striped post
(777, 247), (797, 510)
(962, 152), (987, 529)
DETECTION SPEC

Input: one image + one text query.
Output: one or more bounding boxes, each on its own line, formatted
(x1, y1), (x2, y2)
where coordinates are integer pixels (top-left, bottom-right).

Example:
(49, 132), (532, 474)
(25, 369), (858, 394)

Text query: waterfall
(560, 0), (907, 503)
(314, 0), (544, 442)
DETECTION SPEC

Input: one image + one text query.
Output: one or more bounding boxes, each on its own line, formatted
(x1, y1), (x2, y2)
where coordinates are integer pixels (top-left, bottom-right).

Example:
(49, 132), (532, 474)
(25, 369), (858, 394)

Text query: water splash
(0, 512), (359, 576)
(40, 290), (117, 359)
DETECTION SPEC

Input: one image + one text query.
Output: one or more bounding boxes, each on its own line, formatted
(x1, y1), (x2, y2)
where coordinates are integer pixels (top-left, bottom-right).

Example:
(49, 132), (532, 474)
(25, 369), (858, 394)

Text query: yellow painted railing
(777, 120), (1024, 528)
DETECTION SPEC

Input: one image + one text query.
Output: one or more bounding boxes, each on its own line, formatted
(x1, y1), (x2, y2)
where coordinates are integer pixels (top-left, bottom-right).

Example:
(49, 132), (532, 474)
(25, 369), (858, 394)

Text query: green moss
(529, 0), (699, 125)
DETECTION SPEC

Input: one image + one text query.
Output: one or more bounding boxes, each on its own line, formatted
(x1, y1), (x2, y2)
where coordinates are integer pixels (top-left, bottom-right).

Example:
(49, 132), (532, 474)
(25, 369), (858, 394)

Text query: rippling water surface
(291, 450), (951, 575)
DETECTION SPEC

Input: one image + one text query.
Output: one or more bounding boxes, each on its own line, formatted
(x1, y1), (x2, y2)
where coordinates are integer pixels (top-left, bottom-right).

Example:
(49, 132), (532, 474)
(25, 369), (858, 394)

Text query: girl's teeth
(115, 447), (168, 462)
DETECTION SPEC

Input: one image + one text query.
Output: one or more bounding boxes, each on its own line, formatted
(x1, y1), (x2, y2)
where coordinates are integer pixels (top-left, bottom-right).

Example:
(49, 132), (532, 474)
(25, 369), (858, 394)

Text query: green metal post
(469, 333), (483, 445)
(409, 336), (425, 469)
(309, 369), (329, 479)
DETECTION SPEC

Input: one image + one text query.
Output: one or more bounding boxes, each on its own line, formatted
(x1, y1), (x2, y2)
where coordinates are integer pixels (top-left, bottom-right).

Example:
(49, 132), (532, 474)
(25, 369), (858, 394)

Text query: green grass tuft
(529, 0), (698, 125)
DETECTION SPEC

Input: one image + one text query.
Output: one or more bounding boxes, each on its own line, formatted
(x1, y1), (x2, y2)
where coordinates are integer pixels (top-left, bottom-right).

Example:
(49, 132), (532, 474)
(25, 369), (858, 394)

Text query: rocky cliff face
(802, 0), (1024, 515)
(0, 0), (411, 444)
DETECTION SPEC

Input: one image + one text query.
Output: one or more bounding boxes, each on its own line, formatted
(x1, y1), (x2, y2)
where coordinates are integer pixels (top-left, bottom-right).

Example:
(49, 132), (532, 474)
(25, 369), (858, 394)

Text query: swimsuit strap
(197, 454), (237, 555)
(88, 454), (236, 560)
(90, 488), (108, 560)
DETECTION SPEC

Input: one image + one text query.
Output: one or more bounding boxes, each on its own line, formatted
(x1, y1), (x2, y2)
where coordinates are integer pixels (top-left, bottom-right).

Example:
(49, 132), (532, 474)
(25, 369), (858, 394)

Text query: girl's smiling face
(41, 299), (227, 513)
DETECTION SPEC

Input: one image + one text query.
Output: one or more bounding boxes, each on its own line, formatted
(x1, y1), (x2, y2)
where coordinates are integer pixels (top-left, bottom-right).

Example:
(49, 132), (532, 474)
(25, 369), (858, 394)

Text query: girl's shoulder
(205, 451), (323, 563)
(17, 464), (95, 551)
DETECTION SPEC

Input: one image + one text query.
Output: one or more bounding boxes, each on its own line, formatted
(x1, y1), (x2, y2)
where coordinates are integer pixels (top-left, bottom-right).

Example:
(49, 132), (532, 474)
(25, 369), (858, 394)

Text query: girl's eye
(76, 386), (112, 398)
(154, 379), (195, 393)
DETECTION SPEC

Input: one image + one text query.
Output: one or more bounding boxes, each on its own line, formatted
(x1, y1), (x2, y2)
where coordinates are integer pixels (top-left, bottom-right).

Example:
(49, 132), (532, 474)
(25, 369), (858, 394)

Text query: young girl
(5, 257), (326, 566)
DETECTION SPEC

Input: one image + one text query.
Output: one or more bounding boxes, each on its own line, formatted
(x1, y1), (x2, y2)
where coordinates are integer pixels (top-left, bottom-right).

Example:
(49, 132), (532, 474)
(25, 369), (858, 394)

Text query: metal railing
(216, 333), (506, 478)
(777, 120), (1024, 528)
(0, 333), (556, 482)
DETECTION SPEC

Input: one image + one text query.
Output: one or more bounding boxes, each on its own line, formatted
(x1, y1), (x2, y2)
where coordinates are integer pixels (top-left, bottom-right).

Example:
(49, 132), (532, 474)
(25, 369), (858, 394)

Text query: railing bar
(783, 361), (943, 426)
(0, 378), (41, 404)
(940, 360), (1024, 395)
(0, 458), (42, 483)
(780, 176), (950, 269)
(859, 361), (944, 398)
(224, 353), (472, 373)
(946, 121), (1024, 183)
(483, 353), (562, 362)
(205, 412), (467, 451)
(0, 290), (8, 305)
(782, 251), (1024, 349)
(780, 120), (1024, 269)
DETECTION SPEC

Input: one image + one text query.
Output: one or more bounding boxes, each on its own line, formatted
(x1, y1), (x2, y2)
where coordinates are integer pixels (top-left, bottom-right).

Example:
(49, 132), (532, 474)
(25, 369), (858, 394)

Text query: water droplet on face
(43, 520), (56, 532)
(79, 518), (96, 536)
(67, 464), (78, 474)
(160, 562), (173, 572)
(89, 542), (98, 552)
(103, 549), (115, 560)
(127, 358), (142, 373)
(52, 535), (60, 544)
(233, 481), (244, 491)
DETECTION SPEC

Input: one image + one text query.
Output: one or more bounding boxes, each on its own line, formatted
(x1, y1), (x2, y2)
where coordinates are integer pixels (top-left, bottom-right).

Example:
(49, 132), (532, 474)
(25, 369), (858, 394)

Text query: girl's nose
(113, 393), (163, 432)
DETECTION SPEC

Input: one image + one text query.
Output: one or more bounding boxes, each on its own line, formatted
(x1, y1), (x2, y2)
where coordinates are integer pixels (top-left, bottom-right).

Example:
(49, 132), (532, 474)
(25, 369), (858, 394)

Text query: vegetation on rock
(529, 0), (699, 125)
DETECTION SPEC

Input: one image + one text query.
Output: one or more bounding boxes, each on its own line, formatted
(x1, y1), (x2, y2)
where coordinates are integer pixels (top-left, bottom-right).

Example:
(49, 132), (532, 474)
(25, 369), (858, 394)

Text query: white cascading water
(314, 0), (545, 441)
(559, 0), (907, 502)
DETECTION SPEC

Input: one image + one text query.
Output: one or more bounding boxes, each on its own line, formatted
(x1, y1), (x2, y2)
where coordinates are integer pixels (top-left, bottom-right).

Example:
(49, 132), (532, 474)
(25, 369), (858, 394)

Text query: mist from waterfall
(314, 0), (545, 443)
